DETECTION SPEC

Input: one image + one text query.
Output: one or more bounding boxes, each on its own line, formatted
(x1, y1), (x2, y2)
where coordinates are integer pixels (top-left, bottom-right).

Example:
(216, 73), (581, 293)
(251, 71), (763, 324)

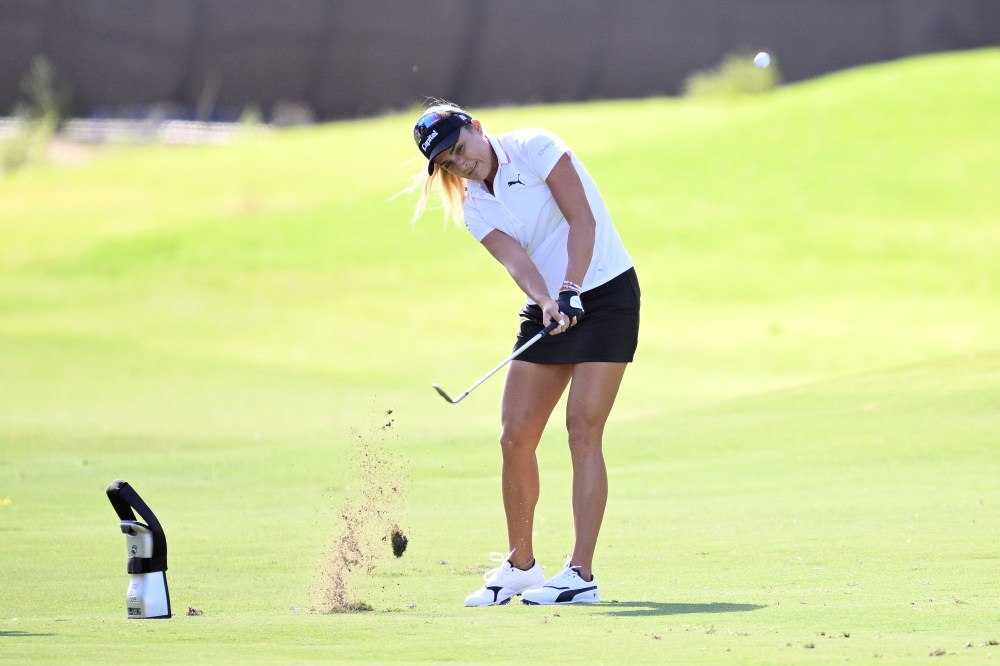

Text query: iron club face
(432, 383), (463, 404)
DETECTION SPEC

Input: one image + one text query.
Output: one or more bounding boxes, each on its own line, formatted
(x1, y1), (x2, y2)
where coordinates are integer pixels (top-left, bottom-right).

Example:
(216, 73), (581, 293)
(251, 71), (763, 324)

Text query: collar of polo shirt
(465, 137), (510, 195)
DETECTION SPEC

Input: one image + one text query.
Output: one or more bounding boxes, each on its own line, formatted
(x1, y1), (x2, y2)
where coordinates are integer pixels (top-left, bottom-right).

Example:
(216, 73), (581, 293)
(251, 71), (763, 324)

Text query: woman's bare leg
(499, 360), (572, 568)
(564, 362), (628, 581)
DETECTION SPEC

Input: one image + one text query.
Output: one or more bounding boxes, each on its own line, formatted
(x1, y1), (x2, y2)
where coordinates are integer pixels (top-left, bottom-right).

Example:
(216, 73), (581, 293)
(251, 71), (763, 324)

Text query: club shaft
(443, 320), (559, 403)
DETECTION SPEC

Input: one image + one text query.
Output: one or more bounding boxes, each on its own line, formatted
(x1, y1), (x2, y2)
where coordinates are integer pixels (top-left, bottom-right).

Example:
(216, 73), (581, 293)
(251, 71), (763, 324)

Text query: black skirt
(513, 267), (640, 364)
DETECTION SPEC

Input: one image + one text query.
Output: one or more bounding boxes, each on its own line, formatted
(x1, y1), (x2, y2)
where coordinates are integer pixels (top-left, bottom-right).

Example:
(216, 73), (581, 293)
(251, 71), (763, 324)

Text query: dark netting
(0, 0), (996, 120)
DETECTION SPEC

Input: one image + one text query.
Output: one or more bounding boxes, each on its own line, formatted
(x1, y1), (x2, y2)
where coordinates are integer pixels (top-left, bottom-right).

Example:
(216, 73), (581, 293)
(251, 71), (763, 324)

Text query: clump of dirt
(318, 407), (407, 613)
(389, 526), (408, 558)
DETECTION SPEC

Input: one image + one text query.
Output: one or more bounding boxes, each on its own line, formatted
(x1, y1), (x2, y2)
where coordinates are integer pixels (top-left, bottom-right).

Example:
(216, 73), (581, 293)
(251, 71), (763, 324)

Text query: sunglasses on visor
(413, 109), (471, 146)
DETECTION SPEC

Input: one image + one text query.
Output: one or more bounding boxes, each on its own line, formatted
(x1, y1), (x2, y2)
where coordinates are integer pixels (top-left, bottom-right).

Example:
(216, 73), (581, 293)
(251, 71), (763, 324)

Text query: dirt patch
(317, 407), (407, 613)
(389, 526), (408, 558)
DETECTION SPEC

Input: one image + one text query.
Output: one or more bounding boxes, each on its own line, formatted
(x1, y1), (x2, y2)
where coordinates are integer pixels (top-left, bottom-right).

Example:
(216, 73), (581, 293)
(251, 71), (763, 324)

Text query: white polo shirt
(463, 129), (633, 304)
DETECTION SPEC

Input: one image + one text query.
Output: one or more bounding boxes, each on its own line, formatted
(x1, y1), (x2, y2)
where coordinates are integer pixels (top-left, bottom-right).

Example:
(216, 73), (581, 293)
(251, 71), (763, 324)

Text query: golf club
(433, 320), (561, 404)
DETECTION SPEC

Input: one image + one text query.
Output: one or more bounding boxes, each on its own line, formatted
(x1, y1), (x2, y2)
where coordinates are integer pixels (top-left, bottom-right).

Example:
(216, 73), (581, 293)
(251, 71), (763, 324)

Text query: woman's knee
(499, 425), (541, 457)
(566, 414), (605, 456)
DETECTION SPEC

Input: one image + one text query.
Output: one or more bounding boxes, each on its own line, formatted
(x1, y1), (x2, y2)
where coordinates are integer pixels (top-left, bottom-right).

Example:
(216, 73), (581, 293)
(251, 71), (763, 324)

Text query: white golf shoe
(521, 559), (600, 605)
(464, 551), (544, 607)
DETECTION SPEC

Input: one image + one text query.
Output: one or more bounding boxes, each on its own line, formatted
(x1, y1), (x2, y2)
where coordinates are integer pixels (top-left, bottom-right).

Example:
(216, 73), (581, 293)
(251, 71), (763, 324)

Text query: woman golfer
(412, 103), (640, 606)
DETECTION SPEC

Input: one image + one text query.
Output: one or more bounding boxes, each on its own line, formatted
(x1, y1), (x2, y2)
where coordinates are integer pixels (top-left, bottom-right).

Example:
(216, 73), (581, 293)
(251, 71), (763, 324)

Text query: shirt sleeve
(524, 129), (570, 180)
(463, 201), (493, 242)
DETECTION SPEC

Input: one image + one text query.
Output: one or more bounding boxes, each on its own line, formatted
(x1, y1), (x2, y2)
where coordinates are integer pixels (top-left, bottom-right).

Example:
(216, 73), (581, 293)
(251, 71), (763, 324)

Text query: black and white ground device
(106, 480), (172, 619)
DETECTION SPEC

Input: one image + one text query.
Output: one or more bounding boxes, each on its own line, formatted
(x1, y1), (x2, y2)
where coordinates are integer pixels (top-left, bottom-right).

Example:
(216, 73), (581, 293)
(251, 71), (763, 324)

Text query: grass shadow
(0, 631), (57, 637)
(601, 601), (766, 617)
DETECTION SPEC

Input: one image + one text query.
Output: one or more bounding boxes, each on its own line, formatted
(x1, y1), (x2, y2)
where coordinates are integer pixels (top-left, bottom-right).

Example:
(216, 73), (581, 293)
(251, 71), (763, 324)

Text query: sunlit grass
(1, 49), (998, 664)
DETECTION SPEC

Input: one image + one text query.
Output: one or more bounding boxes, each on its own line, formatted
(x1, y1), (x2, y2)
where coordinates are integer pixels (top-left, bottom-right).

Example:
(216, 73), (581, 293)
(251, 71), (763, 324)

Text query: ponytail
(412, 166), (466, 225)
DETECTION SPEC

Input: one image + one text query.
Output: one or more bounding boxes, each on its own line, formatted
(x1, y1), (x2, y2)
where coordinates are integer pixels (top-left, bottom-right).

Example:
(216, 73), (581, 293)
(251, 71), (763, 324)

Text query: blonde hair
(409, 102), (476, 225)
(413, 163), (466, 224)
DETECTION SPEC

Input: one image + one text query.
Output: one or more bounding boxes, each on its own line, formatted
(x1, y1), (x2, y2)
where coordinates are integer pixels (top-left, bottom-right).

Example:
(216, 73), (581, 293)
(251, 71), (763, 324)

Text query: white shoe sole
(521, 589), (600, 605)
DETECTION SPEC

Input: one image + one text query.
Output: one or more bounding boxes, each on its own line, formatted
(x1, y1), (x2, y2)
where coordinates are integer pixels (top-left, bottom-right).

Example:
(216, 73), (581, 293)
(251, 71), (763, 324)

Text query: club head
(432, 383), (464, 404)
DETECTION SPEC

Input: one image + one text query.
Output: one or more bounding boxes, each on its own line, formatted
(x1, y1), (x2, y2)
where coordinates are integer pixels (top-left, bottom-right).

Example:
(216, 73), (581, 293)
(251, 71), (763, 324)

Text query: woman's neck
(484, 144), (499, 195)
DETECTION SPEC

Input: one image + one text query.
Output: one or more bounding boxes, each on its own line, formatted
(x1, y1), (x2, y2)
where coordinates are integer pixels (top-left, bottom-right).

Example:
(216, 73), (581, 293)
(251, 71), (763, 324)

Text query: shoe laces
(482, 550), (515, 584)
(548, 559), (585, 586)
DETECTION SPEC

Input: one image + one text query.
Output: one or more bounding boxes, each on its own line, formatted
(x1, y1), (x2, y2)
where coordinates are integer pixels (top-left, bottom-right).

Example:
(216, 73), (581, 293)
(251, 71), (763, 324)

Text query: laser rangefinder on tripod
(106, 480), (172, 618)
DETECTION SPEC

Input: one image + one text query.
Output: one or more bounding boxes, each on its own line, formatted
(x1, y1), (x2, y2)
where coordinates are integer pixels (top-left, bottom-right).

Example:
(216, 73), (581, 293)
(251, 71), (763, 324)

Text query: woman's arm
(545, 153), (596, 290)
(479, 152), (596, 333)
(480, 229), (567, 333)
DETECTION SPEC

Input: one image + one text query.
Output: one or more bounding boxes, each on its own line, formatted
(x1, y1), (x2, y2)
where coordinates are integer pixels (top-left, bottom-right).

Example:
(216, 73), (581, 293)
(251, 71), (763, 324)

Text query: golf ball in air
(754, 52), (771, 68)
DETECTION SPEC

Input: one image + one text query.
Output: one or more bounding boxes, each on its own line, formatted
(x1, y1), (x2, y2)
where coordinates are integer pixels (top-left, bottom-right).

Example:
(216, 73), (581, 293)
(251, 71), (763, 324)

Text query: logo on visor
(420, 130), (438, 152)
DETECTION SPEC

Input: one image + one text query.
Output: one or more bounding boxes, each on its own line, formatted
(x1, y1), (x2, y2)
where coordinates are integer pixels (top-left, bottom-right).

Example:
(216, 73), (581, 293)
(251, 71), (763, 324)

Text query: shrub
(684, 52), (780, 99)
(0, 56), (68, 175)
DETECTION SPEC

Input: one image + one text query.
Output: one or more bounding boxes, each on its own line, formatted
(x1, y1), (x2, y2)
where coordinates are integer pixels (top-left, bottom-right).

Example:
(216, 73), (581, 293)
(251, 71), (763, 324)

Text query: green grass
(1, 49), (999, 664)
